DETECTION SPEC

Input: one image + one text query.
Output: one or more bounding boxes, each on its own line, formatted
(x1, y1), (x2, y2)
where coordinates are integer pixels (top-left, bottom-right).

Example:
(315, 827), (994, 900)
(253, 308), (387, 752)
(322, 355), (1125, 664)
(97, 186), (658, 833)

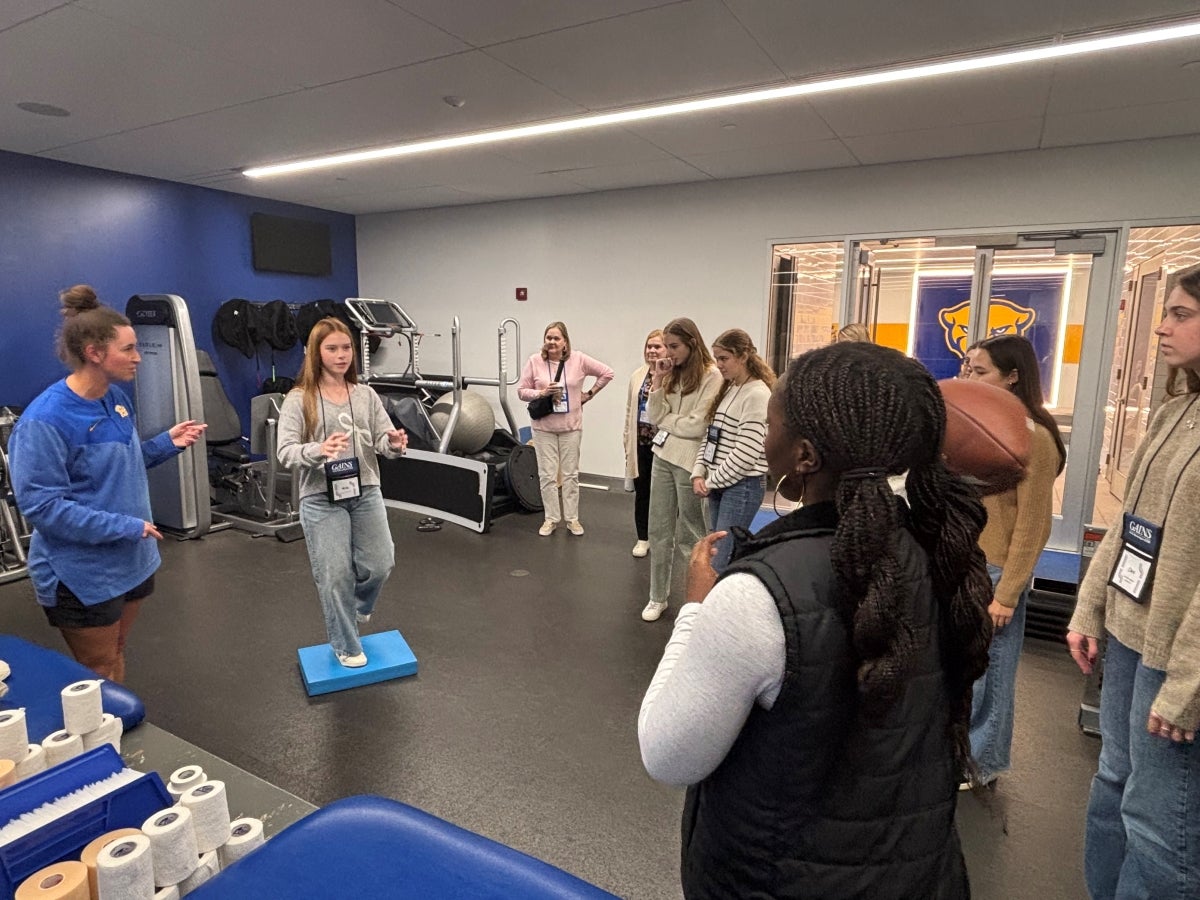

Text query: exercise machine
(126, 294), (213, 539)
(199, 350), (303, 542)
(0, 407), (31, 584)
(343, 299), (540, 533)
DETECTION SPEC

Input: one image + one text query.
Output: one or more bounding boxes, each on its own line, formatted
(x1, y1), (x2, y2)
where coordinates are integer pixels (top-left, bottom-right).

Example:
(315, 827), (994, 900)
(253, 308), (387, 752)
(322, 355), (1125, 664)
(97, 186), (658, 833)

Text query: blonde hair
(293, 317), (358, 440)
(540, 321), (572, 360)
(707, 329), (777, 421)
(56, 284), (129, 369)
(837, 323), (873, 343)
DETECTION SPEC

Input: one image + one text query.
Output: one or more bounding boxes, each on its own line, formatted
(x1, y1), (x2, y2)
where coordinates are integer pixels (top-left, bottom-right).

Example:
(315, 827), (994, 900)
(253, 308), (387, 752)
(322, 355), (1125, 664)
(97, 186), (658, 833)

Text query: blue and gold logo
(939, 298), (1036, 358)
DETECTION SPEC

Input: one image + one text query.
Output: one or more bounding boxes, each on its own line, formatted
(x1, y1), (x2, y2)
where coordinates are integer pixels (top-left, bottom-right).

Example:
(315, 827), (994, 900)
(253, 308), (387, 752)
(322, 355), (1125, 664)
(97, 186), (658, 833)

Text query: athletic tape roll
(0, 758), (14, 789)
(142, 806), (199, 887)
(81, 827), (142, 900)
(14, 742), (46, 782)
(177, 850), (220, 895)
(15, 861), (89, 900)
(181, 780), (231, 854)
(0, 707), (29, 763)
(96, 834), (155, 899)
(169, 765), (206, 790)
(82, 712), (123, 753)
(219, 817), (265, 867)
(41, 729), (84, 768)
(60, 680), (103, 736)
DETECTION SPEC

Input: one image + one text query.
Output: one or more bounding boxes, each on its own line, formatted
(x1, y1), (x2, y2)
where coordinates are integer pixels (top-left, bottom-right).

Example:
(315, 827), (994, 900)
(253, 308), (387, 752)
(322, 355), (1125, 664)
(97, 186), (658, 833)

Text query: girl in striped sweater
(691, 329), (776, 573)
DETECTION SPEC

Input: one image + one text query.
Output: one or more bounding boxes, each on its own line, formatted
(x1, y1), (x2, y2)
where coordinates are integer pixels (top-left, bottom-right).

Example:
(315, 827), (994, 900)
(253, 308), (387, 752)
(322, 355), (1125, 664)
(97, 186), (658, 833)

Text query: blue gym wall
(0, 149), (358, 431)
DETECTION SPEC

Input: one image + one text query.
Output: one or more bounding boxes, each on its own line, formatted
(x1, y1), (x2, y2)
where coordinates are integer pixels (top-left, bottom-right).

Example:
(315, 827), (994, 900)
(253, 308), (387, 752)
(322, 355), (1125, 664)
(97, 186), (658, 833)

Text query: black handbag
(527, 359), (565, 420)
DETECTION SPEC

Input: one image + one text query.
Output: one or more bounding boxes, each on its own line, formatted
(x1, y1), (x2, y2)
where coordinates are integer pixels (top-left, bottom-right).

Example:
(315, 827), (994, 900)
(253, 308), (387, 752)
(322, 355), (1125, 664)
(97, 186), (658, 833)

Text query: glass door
(845, 231), (1118, 575)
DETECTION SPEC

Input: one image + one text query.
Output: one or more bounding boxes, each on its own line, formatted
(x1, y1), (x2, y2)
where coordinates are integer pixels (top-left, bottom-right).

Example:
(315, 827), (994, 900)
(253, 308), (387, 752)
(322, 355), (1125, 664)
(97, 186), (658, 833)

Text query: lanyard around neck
(1130, 393), (1200, 521)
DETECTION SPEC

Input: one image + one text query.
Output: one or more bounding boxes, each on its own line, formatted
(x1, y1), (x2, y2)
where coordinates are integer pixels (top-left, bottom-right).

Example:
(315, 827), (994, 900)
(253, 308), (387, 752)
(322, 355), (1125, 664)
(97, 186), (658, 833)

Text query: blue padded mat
(0, 635), (145, 742)
(298, 630), (417, 696)
(190, 795), (618, 899)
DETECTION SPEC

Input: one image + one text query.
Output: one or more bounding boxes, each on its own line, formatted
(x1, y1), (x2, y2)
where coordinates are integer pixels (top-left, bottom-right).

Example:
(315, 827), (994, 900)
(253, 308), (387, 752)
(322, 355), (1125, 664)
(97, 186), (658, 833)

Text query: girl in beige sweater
(1068, 263), (1200, 898)
(963, 335), (1066, 787)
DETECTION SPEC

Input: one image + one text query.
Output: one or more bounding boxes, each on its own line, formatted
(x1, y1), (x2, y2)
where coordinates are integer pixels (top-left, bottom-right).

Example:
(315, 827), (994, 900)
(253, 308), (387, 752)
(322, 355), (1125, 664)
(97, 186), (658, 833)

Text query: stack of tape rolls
(82, 713), (123, 753)
(15, 742), (46, 781)
(219, 817), (266, 868)
(41, 729), (84, 767)
(167, 765), (206, 802)
(178, 850), (220, 895)
(142, 806), (199, 888)
(80, 828), (141, 899)
(60, 680), (103, 735)
(95, 833), (155, 899)
(181, 780), (231, 853)
(15, 860), (89, 900)
(0, 707), (29, 764)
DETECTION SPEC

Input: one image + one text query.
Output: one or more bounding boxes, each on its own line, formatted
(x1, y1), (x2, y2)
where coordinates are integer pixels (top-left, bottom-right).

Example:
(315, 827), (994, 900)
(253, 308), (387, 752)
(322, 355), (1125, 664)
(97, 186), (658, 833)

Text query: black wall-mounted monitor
(250, 212), (332, 277)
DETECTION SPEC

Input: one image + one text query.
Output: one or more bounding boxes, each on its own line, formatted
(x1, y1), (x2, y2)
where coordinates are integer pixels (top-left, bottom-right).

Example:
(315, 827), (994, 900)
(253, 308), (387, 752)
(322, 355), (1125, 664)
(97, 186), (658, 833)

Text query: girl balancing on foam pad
(278, 317), (407, 668)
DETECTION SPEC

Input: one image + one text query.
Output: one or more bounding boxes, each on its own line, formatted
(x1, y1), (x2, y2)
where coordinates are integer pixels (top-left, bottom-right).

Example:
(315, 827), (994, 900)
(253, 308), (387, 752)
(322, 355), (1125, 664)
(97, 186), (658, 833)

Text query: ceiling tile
(810, 67), (1053, 137)
(684, 139), (858, 179)
(390, 0), (680, 47)
(493, 130), (672, 173)
(1042, 98), (1200, 147)
(843, 117), (1045, 165)
(0, 4), (298, 152)
(486, 0), (784, 110)
(1046, 37), (1200, 114)
(75, 0), (469, 87)
(551, 158), (711, 191)
(626, 99), (835, 155)
(0, 0), (67, 31)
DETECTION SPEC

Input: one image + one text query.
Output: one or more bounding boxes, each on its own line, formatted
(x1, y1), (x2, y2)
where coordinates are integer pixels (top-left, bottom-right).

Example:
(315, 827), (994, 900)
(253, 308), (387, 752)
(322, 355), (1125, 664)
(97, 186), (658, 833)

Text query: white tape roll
(41, 729), (84, 768)
(169, 765), (206, 790)
(218, 817), (265, 867)
(141, 806), (199, 887)
(82, 713), (123, 753)
(181, 780), (231, 854)
(14, 743), (46, 782)
(96, 834), (155, 900)
(0, 659), (10, 681)
(0, 708), (29, 764)
(177, 850), (219, 896)
(61, 680), (103, 736)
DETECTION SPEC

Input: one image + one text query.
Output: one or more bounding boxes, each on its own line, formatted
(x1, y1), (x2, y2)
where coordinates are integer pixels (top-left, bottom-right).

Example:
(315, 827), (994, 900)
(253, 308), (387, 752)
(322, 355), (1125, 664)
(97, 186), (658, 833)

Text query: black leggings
(634, 441), (654, 541)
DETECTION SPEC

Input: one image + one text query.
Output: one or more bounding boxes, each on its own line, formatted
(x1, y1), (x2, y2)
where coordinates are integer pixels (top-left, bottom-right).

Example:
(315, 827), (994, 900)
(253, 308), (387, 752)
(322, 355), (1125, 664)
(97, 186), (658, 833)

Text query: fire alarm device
(516, 287), (528, 301)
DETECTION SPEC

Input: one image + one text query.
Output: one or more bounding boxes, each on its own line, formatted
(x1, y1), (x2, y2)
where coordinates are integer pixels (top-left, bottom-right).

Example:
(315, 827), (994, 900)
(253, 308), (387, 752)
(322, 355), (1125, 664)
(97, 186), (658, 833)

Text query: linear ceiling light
(244, 18), (1200, 179)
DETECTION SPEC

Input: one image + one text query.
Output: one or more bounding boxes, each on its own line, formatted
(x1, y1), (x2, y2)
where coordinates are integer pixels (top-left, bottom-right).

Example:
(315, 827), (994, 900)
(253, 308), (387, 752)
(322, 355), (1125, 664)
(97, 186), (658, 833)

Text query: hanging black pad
(214, 299), (259, 358)
(257, 299), (299, 351)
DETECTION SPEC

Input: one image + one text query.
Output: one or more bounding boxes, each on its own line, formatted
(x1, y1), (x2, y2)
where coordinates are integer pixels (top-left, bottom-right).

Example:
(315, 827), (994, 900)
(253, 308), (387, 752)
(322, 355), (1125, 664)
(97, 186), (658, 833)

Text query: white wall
(357, 134), (1200, 478)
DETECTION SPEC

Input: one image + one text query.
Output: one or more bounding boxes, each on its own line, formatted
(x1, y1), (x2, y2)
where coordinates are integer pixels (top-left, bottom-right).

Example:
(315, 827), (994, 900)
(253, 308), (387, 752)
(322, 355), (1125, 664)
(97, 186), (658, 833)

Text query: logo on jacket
(939, 298), (1036, 358)
(114, 404), (130, 418)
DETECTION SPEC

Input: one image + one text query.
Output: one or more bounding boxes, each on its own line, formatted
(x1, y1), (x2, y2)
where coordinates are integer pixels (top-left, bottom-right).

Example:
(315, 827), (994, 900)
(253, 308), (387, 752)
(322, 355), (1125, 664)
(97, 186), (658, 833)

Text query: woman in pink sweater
(517, 321), (613, 536)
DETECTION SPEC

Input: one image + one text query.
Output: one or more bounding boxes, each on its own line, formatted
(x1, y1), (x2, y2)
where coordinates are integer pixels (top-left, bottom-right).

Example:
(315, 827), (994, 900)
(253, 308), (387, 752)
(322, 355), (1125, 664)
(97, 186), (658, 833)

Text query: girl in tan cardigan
(963, 335), (1065, 787)
(623, 330), (665, 558)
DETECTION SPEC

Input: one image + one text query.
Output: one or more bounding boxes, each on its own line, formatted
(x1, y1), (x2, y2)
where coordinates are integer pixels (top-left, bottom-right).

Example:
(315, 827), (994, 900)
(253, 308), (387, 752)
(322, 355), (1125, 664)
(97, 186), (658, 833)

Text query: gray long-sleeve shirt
(638, 573), (786, 786)
(277, 384), (402, 500)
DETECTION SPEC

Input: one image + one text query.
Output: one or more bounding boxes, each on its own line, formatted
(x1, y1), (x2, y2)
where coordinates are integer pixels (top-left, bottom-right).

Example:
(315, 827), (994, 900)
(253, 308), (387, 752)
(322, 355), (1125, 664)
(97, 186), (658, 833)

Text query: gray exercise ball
(429, 391), (496, 454)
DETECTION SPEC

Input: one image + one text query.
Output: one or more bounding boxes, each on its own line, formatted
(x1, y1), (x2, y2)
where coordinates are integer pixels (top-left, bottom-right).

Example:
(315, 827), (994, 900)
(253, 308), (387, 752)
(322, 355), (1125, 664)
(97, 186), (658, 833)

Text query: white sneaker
(337, 651), (368, 668)
(567, 520), (585, 536)
(631, 540), (649, 558)
(356, 612), (371, 624)
(538, 520), (556, 536)
(641, 600), (668, 622)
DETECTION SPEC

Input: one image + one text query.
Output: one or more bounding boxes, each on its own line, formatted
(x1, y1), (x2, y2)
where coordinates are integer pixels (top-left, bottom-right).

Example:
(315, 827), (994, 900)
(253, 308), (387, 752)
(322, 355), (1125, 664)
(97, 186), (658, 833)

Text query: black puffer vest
(680, 501), (968, 900)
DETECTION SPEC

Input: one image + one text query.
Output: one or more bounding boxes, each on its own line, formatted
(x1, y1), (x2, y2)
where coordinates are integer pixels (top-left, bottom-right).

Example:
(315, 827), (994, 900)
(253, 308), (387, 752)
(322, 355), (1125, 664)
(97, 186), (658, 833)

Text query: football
(937, 378), (1031, 494)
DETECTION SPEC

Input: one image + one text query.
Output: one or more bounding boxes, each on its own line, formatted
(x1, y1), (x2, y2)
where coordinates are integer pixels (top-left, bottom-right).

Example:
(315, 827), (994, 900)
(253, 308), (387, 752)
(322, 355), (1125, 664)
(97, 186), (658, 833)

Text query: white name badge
(325, 456), (362, 502)
(553, 392), (569, 414)
(652, 429), (669, 447)
(1108, 513), (1162, 603)
(702, 424), (721, 465)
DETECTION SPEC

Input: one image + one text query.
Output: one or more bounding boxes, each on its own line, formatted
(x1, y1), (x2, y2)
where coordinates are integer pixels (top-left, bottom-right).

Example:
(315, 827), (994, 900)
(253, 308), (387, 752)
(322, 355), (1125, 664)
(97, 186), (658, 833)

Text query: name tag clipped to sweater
(702, 425), (721, 464)
(1108, 513), (1162, 603)
(325, 456), (362, 502)
(652, 429), (669, 447)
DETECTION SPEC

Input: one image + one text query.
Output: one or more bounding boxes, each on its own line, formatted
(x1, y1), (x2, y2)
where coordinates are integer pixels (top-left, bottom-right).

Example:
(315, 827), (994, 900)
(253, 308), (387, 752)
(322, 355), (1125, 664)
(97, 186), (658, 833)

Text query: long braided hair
(778, 343), (992, 774)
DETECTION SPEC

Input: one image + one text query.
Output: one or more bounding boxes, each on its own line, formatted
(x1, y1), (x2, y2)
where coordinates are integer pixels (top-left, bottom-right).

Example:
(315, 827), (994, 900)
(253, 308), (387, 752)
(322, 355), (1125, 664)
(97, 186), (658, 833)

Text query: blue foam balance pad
(298, 630), (418, 696)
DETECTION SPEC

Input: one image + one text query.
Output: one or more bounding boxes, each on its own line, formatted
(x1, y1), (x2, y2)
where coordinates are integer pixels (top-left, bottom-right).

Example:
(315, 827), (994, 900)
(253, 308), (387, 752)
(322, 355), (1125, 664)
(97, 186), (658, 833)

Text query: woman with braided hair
(639, 341), (992, 899)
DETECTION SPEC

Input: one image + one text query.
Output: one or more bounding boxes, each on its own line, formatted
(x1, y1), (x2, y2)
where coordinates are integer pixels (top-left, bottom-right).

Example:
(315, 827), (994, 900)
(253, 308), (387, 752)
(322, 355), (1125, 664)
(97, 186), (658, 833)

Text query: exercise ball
(429, 391), (496, 454)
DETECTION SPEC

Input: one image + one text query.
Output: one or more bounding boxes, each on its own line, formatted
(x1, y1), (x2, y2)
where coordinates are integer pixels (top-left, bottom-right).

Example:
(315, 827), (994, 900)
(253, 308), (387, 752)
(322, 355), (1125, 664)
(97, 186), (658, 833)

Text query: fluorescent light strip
(244, 18), (1200, 178)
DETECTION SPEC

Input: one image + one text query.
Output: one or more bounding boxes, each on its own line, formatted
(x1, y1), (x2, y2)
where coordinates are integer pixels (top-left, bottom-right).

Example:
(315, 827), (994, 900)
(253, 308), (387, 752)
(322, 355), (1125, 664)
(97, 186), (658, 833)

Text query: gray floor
(0, 487), (1099, 899)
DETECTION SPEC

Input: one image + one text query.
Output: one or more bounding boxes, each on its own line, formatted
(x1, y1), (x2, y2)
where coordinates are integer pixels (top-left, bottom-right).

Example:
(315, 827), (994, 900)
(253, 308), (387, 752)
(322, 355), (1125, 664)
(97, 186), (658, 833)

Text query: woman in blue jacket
(10, 285), (204, 682)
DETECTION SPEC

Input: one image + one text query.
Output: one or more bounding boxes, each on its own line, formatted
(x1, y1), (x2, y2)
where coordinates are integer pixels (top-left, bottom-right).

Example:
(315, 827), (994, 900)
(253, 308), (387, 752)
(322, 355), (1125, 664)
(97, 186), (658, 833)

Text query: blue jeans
(968, 564), (1027, 782)
(299, 486), (395, 657)
(1085, 634), (1200, 899)
(704, 475), (765, 573)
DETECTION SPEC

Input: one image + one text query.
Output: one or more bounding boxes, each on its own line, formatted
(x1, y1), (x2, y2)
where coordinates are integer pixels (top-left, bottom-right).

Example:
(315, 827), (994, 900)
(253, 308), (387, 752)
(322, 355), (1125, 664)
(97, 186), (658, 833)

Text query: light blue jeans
(299, 486), (395, 657)
(648, 455), (706, 605)
(704, 475), (766, 573)
(968, 563), (1027, 783)
(1085, 634), (1200, 899)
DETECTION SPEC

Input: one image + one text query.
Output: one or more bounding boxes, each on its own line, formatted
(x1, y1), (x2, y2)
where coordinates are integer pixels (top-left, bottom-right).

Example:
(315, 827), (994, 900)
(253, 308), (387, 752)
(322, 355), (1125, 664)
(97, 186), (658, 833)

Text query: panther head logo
(939, 298), (1036, 358)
